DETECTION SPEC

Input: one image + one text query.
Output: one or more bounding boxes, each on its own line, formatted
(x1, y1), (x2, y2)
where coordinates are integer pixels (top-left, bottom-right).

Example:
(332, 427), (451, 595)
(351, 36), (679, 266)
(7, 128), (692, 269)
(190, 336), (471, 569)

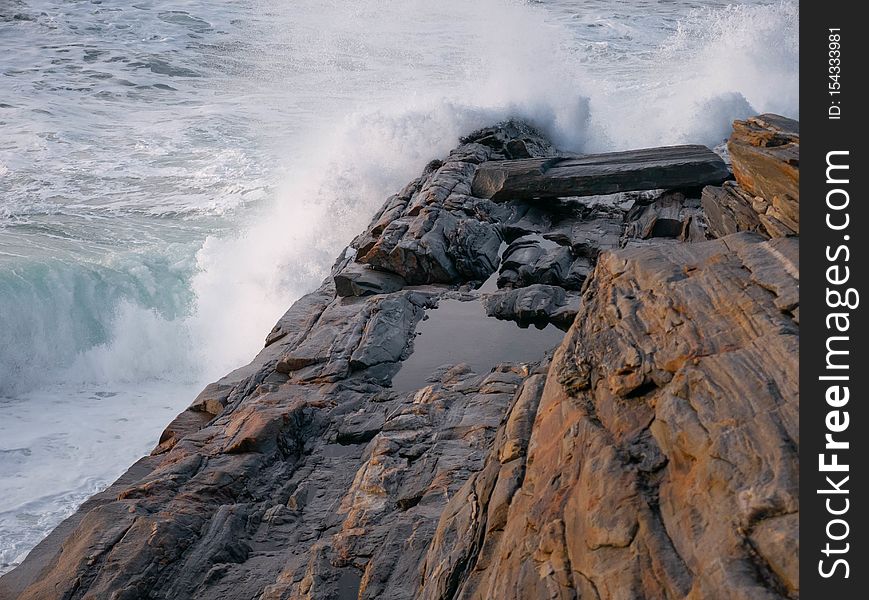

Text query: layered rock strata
(702, 114), (799, 239)
(0, 118), (799, 600)
(471, 145), (731, 201)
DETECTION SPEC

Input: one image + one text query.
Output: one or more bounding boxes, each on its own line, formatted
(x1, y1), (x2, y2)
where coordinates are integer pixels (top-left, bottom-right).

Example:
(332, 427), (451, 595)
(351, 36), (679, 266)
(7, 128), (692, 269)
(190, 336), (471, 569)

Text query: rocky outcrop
(0, 118), (799, 600)
(418, 233), (799, 600)
(624, 191), (707, 243)
(702, 114), (799, 238)
(352, 122), (555, 286)
(482, 284), (580, 330)
(334, 263), (407, 298)
(471, 145), (730, 201)
(701, 182), (767, 238)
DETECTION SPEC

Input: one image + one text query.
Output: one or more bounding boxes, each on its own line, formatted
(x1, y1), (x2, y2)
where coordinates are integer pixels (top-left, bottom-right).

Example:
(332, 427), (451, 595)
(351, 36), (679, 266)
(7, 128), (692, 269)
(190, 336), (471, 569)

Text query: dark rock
(352, 123), (557, 285)
(496, 236), (585, 290)
(624, 190), (707, 242)
(499, 203), (554, 241)
(356, 207), (502, 285)
(153, 408), (216, 454)
(348, 294), (424, 370)
(461, 120), (556, 159)
(482, 284), (580, 330)
(554, 214), (623, 256)
(189, 382), (234, 417)
(275, 292), (428, 381)
(265, 282), (335, 347)
(336, 412), (385, 445)
(471, 144), (730, 202)
(334, 262), (406, 297)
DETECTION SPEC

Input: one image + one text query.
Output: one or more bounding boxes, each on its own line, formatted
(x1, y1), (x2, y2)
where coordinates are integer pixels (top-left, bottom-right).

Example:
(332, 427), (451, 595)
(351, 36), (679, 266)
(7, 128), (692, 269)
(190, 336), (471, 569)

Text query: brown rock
(701, 181), (767, 238)
(418, 233), (799, 600)
(728, 114), (799, 235)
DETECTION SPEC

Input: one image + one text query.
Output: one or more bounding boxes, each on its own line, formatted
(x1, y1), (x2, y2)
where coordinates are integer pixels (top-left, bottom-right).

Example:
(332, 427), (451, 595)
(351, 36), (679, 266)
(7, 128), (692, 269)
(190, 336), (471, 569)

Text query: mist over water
(0, 0), (797, 572)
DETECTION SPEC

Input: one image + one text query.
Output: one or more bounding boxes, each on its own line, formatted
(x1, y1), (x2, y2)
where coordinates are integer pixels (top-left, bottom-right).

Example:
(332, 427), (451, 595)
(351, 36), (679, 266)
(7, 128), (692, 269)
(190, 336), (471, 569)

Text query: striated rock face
(701, 182), (768, 238)
(353, 121), (556, 286)
(418, 233), (799, 600)
(471, 145), (730, 202)
(0, 118), (798, 600)
(703, 114), (799, 239)
(729, 115), (799, 210)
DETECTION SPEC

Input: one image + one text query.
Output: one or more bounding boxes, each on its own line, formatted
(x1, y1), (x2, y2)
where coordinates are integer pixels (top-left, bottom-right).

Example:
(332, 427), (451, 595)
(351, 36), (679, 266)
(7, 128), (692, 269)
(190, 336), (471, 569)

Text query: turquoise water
(0, 0), (798, 573)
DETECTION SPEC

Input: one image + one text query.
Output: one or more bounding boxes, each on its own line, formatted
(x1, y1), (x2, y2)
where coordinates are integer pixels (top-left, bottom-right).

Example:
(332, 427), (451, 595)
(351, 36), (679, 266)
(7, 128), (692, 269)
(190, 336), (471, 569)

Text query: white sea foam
(186, 0), (799, 378)
(0, 0), (798, 574)
(582, 1), (799, 150)
(0, 381), (203, 571)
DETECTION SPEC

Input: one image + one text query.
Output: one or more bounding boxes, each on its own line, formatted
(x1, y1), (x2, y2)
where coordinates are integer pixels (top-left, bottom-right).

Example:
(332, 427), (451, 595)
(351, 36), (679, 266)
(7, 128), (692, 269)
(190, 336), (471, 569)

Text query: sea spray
(582, 1), (799, 150)
(0, 0), (799, 574)
(186, 0), (799, 379)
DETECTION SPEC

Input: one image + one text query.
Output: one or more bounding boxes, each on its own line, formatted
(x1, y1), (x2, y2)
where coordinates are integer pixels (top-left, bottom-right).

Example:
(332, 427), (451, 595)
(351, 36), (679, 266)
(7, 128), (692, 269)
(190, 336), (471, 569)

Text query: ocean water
(0, 0), (797, 573)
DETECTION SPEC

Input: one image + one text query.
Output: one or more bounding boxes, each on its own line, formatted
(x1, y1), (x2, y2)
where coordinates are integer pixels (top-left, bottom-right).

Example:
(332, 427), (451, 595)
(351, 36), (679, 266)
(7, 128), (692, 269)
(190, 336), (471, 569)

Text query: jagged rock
(471, 145), (730, 201)
(418, 233), (799, 600)
(352, 122), (556, 285)
(348, 293), (427, 370)
(699, 114), (799, 241)
(624, 190), (707, 242)
(734, 235), (799, 318)
(356, 207), (502, 285)
(499, 203), (555, 241)
(275, 291), (431, 381)
(552, 213), (623, 256)
(460, 120), (557, 160)
(482, 284), (579, 329)
(701, 181), (767, 238)
(334, 262), (407, 297)
(265, 282), (336, 347)
(496, 236), (587, 290)
(728, 114), (799, 235)
(335, 412), (385, 445)
(153, 408), (216, 454)
(189, 382), (234, 416)
(417, 374), (548, 600)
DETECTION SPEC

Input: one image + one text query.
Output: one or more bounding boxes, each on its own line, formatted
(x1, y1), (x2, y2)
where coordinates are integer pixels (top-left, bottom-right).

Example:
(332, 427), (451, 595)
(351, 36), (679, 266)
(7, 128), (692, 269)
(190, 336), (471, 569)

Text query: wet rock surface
(1, 117), (799, 600)
(419, 233), (799, 600)
(482, 284), (580, 330)
(702, 114), (799, 239)
(471, 144), (730, 201)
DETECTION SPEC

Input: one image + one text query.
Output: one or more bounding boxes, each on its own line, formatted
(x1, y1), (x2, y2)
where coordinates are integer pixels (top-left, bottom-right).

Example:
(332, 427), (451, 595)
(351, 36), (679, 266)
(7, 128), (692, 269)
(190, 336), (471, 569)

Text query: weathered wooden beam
(471, 144), (730, 201)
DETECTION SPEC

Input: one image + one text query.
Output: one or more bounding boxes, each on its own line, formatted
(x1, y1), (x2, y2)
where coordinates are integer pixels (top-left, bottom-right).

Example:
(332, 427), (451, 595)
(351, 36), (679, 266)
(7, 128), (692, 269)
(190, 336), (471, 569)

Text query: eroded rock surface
(419, 233), (799, 600)
(471, 145), (730, 201)
(702, 114), (799, 239)
(1, 118), (798, 600)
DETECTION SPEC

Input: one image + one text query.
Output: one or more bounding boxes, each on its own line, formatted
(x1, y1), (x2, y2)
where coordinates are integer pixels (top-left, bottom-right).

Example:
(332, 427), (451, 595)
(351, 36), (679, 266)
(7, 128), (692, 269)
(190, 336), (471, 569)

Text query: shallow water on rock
(336, 569), (362, 600)
(390, 298), (564, 393)
(0, 0), (798, 575)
